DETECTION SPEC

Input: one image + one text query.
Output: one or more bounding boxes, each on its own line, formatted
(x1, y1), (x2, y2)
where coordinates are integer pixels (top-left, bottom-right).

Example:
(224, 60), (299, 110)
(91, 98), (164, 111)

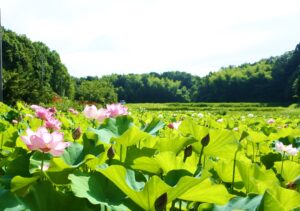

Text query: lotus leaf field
(0, 102), (300, 211)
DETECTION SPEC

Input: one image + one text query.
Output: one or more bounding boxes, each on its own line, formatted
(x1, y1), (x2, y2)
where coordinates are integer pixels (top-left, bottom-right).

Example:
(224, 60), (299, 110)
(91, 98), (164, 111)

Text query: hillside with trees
(195, 46), (300, 102)
(2, 28), (75, 104)
(1, 27), (300, 104)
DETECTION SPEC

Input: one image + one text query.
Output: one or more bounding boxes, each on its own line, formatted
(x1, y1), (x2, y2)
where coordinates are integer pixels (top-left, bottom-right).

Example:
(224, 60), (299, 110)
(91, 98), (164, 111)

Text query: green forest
(2, 27), (300, 105)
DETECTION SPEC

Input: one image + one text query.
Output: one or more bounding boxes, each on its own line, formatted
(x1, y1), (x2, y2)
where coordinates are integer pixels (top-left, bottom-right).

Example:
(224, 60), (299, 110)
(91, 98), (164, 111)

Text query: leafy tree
(75, 79), (117, 105)
(2, 28), (74, 104)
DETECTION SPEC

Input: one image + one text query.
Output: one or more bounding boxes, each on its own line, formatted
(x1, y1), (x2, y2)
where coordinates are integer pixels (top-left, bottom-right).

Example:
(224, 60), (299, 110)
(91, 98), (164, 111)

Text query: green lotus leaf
(29, 151), (51, 174)
(124, 145), (157, 166)
(131, 156), (162, 174)
(260, 152), (282, 169)
(1, 126), (18, 148)
(175, 178), (233, 205)
(154, 151), (195, 175)
(28, 119), (43, 130)
(142, 117), (165, 135)
(247, 131), (269, 143)
(261, 185), (300, 211)
(45, 157), (75, 184)
(10, 176), (39, 196)
(155, 135), (197, 154)
(69, 172), (137, 210)
(163, 169), (193, 186)
(96, 165), (171, 210)
(195, 129), (239, 159)
(213, 158), (242, 183)
(19, 180), (99, 211)
(212, 194), (263, 211)
(6, 148), (31, 177)
(0, 188), (29, 211)
(61, 142), (85, 166)
(166, 172), (211, 202)
(274, 160), (300, 182)
(179, 118), (208, 141)
(113, 126), (155, 147)
(236, 160), (279, 194)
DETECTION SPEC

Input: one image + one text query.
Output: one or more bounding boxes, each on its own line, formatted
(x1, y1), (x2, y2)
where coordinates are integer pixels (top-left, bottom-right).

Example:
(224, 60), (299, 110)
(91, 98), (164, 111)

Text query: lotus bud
(154, 192), (168, 211)
(107, 145), (115, 159)
(72, 127), (82, 140)
(48, 107), (57, 114)
(184, 145), (193, 162)
(286, 182), (296, 190)
(201, 134), (210, 147)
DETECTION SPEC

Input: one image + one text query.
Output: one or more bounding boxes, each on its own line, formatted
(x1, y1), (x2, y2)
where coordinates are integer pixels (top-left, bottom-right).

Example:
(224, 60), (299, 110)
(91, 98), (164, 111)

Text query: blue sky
(1, 0), (300, 77)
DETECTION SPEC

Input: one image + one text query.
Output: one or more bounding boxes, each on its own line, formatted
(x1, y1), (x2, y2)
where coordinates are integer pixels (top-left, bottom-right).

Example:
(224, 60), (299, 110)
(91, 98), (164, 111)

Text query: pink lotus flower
(44, 118), (61, 131)
(31, 105), (54, 121)
(83, 103), (129, 122)
(275, 141), (299, 156)
(68, 108), (79, 115)
(21, 127), (70, 156)
(96, 108), (109, 122)
(267, 118), (275, 124)
(83, 105), (99, 119)
(106, 103), (128, 117)
(30, 105), (43, 110)
(168, 121), (182, 130)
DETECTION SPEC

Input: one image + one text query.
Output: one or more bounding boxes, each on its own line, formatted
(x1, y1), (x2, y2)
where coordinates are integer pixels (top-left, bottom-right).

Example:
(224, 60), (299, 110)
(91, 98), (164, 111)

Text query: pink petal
(287, 148), (298, 156)
(96, 108), (108, 122)
(30, 105), (43, 110)
(49, 142), (70, 156)
(275, 142), (285, 152)
(44, 118), (61, 130)
(36, 127), (48, 136)
(51, 131), (64, 142)
(21, 136), (32, 146)
(26, 128), (35, 137)
(41, 132), (53, 144)
(83, 105), (98, 119)
(30, 135), (46, 150)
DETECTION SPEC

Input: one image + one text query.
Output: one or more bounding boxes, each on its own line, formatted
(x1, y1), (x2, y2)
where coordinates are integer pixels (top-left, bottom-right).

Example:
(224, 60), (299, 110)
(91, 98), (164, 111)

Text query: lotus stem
(198, 147), (204, 166)
(40, 152), (45, 175)
(171, 200), (175, 210)
(120, 145), (123, 162)
(280, 152), (285, 176)
(231, 149), (239, 191)
(179, 200), (182, 211)
(252, 142), (255, 162)
(0, 133), (3, 151)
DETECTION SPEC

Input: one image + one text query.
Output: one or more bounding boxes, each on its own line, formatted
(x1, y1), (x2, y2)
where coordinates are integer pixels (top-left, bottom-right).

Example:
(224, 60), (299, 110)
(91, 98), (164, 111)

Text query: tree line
(2, 27), (300, 105)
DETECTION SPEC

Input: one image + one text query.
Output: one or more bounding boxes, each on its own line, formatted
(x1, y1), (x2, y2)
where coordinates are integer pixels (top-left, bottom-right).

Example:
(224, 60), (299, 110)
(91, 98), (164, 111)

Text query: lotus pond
(0, 102), (300, 211)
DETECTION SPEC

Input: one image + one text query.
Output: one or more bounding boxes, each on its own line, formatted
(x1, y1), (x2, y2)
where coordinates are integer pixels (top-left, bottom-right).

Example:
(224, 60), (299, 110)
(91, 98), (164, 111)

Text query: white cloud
(1, 0), (300, 77)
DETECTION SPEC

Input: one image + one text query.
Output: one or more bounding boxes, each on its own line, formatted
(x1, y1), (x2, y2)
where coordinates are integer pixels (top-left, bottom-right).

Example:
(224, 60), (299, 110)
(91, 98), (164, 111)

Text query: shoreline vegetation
(2, 27), (300, 106)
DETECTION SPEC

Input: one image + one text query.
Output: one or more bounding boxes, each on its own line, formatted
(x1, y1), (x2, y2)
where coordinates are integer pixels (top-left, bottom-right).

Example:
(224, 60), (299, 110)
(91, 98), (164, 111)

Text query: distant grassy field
(127, 102), (300, 116)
